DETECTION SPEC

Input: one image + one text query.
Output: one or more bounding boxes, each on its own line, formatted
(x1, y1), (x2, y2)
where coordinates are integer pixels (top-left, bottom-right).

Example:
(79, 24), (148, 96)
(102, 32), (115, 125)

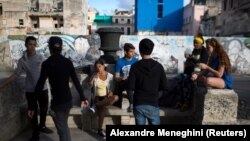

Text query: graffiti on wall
(119, 35), (250, 74)
(1, 35), (250, 74)
(4, 35), (101, 70)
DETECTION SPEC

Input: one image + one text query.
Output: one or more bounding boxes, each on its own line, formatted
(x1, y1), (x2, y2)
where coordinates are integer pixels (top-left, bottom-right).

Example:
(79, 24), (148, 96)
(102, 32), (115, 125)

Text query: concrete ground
(12, 74), (250, 141)
(11, 127), (106, 141)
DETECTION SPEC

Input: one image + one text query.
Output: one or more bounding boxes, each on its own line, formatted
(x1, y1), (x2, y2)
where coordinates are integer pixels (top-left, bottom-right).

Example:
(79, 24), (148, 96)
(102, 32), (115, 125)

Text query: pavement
(11, 74), (250, 141)
(11, 127), (106, 141)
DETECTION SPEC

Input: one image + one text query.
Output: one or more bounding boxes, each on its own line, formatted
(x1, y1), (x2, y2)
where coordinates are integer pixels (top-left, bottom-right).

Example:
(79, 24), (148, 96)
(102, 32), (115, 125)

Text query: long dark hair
(207, 38), (232, 74)
(94, 59), (107, 71)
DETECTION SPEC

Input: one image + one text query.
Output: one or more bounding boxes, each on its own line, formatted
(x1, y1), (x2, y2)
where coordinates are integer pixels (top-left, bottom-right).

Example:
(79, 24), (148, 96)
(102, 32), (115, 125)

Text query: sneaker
(29, 136), (39, 141)
(127, 104), (133, 112)
(39, 126), (53, 134)
(89, 106), (96, 113)
(98, 129), (106, 137)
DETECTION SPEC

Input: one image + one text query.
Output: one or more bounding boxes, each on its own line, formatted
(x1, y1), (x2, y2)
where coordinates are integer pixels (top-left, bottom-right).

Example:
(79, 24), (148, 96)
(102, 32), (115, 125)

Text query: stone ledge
(71, 106), (193, 117)
(74, 87), (239, 129)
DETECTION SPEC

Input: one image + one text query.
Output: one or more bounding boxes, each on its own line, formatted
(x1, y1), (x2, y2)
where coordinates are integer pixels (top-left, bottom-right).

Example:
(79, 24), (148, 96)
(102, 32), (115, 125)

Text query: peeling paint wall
(1, 35), (250, 75)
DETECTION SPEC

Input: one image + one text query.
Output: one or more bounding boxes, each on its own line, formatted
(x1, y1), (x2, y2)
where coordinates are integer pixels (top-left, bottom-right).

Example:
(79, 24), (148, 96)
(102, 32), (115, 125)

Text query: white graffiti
(6, 35), (101, 69)
(1, 35), (250, 74)
(120, 35), (250, 74)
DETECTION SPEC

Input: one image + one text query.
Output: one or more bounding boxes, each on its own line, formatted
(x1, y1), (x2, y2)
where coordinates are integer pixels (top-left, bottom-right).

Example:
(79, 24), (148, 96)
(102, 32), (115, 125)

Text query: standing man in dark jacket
(128, 38), (168, 125)
(29, 36), (88, 141)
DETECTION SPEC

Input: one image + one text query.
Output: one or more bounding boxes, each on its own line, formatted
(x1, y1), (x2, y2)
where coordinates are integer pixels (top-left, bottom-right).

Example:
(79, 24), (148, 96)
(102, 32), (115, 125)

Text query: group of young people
(89, 35), (233, 132)
(0, 35), (233, 140)
(175, 36), (233, 111)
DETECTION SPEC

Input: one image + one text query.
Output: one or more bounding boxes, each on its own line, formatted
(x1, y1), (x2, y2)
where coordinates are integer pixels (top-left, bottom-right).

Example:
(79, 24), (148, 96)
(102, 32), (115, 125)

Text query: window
(54, 24), (58, 28)
(194, 0), (206, 5)
(60, 18), (63, 21)
(121, 27), (124, 31)
(19, 19), (24, 26)
(224, 0), (227, 11)
(0, 3), (2, 15)
(60, 24), (63, 27)
(127, 27), (130, 35)
(128, 19), (130, 24)
(158, 4), (163, 18)
(158, 0), (163, 4)
(115, 19), (118, 23)
(121, 19), (124, 21)
(34, 24), (38, 28)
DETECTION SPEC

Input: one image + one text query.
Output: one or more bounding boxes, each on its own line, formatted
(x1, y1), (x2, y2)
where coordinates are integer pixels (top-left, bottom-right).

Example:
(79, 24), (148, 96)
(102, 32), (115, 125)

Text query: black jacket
(128, 59), (168, 107)
(34, 54), (86, 109)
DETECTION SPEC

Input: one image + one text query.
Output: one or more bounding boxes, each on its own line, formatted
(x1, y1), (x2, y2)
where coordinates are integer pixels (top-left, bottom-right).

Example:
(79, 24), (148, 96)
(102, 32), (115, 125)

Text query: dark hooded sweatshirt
(128, 59), (168, 107)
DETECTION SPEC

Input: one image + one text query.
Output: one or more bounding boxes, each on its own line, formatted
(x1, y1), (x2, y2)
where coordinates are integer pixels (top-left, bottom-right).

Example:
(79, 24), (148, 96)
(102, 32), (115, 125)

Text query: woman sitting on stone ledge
(191, 38), (233, 89)
(88, 59), (119, 137)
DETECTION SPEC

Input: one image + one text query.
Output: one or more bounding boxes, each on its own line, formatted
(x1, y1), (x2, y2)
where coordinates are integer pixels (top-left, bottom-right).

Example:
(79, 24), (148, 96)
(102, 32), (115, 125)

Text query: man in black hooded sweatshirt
(29, 36), (88, 141)
(128, 38), (167, 125)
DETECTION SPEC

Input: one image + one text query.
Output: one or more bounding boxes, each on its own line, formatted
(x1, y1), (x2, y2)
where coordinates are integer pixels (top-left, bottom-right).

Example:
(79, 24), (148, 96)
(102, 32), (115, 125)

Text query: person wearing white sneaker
(89, 105), (96, 113)
(88, 59), (119, 137)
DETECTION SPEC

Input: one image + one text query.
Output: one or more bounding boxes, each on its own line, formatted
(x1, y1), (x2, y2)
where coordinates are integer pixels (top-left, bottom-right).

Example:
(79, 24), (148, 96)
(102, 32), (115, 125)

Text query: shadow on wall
(153, 8), (183, 34)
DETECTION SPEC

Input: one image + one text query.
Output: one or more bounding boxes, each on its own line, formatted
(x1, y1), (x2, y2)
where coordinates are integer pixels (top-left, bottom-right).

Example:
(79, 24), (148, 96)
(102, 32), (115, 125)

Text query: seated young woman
(191, 38), (233, 89)
(88, 59), (119, 137)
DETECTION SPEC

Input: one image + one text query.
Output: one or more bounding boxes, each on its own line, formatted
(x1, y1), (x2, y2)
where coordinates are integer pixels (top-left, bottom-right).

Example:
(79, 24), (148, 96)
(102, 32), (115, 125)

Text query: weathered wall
(0, 36), (12, 72)
(0, 73), (28, 141)
(119, 35), (250, 74)
(0, 35), (250, 74)
(0, 35), (102, 71)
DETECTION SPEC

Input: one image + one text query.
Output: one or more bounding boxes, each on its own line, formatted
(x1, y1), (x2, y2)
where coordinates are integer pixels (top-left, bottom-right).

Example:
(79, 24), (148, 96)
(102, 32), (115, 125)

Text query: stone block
(0, 75), (28, 141)
(202, 89), (238, 124)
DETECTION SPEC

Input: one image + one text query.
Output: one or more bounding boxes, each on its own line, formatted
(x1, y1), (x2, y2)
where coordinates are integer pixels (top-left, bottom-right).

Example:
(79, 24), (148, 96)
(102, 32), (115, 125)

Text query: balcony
(30, 27), (64, 34)
(28, 10), (63, 17)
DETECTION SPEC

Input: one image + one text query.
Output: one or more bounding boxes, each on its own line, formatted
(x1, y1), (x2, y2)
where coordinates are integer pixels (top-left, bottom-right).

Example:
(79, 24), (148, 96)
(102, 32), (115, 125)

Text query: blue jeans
(133, 105), (160, 125)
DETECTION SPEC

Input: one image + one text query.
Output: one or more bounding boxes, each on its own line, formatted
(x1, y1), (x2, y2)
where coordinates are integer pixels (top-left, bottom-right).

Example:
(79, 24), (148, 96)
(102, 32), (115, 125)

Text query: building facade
(182, 0), (207, 35)
(90, 9), (134, 35)
(135, 0), (184, 35)
(92, 15), (113, 31)
(199, 0), (250, 37)
(112, 9), (134, 35)
(87, 7), (98, 34)
(218, 0), (250, 36)
(0, 0), (88, 35)
(200, 0), (222, 36)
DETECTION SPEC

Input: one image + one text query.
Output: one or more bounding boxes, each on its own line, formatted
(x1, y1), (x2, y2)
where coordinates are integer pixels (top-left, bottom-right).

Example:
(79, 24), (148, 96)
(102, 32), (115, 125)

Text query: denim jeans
(133, 105), (160, 125)
(51, 101), (72, 141)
